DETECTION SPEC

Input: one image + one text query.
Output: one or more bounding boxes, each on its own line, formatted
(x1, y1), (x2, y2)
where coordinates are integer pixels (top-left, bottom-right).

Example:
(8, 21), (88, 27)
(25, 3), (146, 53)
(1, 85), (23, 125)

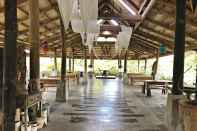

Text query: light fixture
(97, 37), (106, 42)
(97, 19), (104, 25)
(106, 37), (117, 42)
(119, 0), (136, 16)
(97, 37), (117, 42)
(25, 49), (30, 54)
(102, 31), (111, 35)
(110, 19), (119, 26)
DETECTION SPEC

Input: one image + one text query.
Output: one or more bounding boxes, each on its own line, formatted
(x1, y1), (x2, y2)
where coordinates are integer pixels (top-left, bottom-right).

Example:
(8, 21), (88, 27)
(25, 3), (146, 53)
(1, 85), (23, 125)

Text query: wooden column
(69, 58), (72, 72)
(155, 50), (159, 76)
(119, 59), (122, 69)
(84, 48), (87, 73)
(3, 0), (17, 130)
(144, 59), (147, 73)
(54, 48), (58, 73)
(124, 51), (128, 73)
(92, 58), (94, 72)
(72, 48), (75, 72)
(56, 18), (67, 102)
(138, 59), (140, 72)
(91, 49), (94, 71)
(118, 58), (120, 69)
(29, 0), (40, 89)
(0, 48), (3, 109)
(172, 0), (186, 95)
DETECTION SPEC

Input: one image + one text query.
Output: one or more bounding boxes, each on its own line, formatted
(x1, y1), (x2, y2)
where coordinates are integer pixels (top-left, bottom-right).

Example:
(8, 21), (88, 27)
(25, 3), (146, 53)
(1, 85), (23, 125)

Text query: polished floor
(42, 78), (168, 131)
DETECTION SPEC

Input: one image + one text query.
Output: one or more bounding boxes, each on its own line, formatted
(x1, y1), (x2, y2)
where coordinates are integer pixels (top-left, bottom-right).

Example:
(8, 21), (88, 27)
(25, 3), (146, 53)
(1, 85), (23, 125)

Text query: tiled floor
(41, 78), (168, 131)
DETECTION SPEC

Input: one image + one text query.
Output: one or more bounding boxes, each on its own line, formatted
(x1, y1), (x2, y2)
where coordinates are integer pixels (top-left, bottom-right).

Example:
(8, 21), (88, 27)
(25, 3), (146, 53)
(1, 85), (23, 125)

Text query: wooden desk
(142, 80), (172, 97)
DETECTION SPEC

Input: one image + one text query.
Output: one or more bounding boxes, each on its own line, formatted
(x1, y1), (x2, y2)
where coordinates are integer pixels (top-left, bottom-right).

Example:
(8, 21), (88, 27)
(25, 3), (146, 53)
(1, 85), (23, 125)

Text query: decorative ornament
(159, 44), (166, 55)
(41, 41), (48, 53)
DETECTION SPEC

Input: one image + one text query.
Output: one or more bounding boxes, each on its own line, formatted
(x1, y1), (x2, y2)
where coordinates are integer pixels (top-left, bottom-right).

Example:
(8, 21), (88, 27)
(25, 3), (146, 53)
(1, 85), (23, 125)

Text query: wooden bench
(40, 73), (79, 88)
(142, 80), (172, 97)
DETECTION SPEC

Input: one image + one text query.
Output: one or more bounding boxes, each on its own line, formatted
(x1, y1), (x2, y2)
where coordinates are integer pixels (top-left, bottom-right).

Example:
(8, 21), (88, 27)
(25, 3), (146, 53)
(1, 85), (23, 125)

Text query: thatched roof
(0, 0), (196, 59)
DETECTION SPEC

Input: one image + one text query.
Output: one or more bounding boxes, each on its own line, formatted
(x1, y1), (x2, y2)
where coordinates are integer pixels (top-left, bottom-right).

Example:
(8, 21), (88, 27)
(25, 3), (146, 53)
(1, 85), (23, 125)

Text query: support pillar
(54, 48), (58, 74)
(56, 18), (67, 102)
(84, 48), (87, 73)
(69, 58), (72, 72)
(0, 48), (3, 109)
(123, 51), (127, 74)
(144, 59), (147, 73)
(155, 50), (159, 78)
(3, 0), (17, 130)
(123, 51), (129, 84)
(72, 49), (75, 72)
(82, 47), (88, 83)
(89, 49), (94, 78)
(172, 0), (186, 95)
(138, 59), (140, 72)
(166, 0), (186, 131)
(29, 0), (40, 90)
(118, 57), (122, 78)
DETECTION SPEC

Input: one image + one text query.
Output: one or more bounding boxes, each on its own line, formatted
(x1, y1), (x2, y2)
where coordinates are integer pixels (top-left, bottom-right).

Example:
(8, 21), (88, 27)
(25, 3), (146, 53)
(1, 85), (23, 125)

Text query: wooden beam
(146, 12), (197, 43)
(136, 29), (174, 50)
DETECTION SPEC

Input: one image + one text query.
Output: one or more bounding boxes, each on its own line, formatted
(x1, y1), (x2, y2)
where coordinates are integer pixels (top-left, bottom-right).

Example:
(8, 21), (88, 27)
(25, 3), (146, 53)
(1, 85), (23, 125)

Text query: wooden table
(142, 80), (172, 97)
(127, 73), (152, 86)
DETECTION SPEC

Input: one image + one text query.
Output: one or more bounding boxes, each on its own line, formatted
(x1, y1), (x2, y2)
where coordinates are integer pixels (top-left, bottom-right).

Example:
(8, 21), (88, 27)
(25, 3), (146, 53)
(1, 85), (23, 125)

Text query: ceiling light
(97, 37), (106, 42)
(25, 49), (30, 54)
(119, 0), (136, 16)
(107, 37), (117, 42)
(97, 37), (117, 42)
(110, 19), (119, 26)
(102, 31), (111, 35)
(97, 19), (104, 25)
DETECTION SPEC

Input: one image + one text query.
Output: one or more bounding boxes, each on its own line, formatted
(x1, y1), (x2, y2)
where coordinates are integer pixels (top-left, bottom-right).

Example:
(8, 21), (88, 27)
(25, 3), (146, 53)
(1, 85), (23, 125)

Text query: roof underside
(0, 0), (196, 59)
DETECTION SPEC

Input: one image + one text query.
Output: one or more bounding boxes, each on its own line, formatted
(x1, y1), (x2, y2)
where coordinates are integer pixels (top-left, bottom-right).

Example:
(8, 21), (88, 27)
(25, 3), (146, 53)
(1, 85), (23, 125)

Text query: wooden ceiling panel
(0, 0), (196, 59)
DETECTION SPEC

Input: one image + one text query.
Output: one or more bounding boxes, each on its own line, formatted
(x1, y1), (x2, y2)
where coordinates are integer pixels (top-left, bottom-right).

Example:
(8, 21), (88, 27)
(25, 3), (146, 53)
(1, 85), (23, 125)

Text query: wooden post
(54, 48), (58, 74)
(144, 59), (147, 73)
(84, 48), (87, 73)
(92, 58), (94, 72)
(72, 48), (75, 72)
(120, 58), (122, 69)
(3, 0), (17, 130)
(69, 58), (72, 72)
(138, 59), (140, 72)
(91, 49), (94, 72)
(0, 48), (3, 109)
(172, 0), (186, 95)
(155, 49), (159, 76)
(124, 51), (128, 74)
(29, 0), (40, 90)
(56, 18), (67, 102)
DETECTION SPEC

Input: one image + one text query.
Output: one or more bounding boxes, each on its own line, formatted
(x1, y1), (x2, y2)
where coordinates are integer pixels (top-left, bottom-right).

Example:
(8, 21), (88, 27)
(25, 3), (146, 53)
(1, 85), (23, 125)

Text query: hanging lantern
(159, 44), (166, 55)
(41, 41), (48, 54)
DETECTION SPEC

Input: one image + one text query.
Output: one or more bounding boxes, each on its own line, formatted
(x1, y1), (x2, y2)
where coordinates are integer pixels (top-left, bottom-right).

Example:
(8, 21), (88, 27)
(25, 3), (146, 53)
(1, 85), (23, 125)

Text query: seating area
(127, 73), (153, 86)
